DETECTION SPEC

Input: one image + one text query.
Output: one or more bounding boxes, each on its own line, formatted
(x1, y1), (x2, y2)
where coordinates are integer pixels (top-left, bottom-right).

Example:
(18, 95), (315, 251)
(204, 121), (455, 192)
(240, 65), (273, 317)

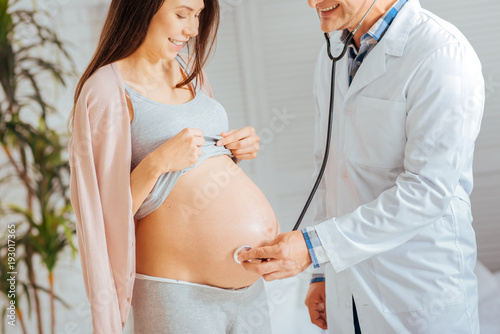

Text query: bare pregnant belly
(135, 155), (279, 289)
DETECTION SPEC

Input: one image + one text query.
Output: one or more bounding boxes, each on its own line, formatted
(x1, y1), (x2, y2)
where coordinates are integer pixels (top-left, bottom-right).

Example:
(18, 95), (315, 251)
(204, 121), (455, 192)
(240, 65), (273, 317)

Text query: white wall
(2, 0), (499, 333)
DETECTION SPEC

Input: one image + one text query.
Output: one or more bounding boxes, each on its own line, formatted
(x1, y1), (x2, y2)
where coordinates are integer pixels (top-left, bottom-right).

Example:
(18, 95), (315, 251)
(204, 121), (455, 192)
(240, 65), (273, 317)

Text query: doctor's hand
(305, 282), (328, 330)
(238, 231), (312, 281)
(216, 126), (260, 161)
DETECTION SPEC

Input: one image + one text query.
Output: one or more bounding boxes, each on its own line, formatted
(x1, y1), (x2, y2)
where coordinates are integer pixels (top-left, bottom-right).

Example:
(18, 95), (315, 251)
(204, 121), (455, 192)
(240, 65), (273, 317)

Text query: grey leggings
(132, 274), (271, 334)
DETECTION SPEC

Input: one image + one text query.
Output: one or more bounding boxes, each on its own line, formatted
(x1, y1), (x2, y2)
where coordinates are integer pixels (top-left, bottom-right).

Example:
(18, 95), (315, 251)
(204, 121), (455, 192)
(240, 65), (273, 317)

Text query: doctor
(238, 0), (484, 333)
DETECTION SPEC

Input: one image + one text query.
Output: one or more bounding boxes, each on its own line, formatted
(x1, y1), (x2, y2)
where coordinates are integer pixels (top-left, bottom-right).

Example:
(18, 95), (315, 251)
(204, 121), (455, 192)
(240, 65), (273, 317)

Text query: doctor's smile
(319, 4), (341, 13)
(318, 6), (341, 20)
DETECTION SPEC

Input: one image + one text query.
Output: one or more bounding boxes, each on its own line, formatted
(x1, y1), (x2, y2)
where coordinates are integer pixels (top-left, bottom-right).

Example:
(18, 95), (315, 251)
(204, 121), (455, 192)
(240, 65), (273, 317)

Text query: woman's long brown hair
(68, 0), (219, 131)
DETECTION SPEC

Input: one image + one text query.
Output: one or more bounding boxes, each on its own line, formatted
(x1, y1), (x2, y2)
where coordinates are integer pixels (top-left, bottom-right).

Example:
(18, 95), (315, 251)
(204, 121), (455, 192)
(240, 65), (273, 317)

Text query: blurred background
(1, 0), (499, 333)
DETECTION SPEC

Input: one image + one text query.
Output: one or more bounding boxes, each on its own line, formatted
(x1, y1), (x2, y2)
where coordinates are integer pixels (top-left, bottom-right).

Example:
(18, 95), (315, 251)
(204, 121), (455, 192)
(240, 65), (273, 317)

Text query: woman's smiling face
(141, 0), (205, 60)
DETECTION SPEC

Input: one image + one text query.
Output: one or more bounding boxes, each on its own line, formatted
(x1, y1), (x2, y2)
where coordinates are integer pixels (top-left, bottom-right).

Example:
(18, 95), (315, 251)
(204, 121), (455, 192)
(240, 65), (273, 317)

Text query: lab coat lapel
(343, 0), (418, 101)
(345, 43), (387, 101)
(337, 53), (349, 99)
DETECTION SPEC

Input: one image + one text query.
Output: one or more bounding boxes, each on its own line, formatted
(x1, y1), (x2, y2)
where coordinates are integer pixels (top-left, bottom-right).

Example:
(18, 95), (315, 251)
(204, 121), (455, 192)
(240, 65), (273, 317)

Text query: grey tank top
(126, 56), (233, 220)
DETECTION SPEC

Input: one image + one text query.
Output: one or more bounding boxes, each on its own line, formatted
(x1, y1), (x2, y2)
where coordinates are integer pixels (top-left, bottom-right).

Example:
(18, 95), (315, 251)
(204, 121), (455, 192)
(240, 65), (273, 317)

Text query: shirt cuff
(301, 226), (330, 269)
(310, 273), (326, 284)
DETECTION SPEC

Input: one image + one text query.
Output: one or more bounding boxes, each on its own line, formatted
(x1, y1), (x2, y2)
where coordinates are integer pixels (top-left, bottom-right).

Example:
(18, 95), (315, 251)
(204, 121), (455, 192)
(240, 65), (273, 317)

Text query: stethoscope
(234, 0), (378, 263)
(292, 0), (378, 231)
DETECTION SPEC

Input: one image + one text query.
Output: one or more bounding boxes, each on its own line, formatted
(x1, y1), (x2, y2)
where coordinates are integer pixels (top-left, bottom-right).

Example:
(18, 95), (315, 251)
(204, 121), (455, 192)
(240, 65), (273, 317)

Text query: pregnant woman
(68, 0), (278, 333)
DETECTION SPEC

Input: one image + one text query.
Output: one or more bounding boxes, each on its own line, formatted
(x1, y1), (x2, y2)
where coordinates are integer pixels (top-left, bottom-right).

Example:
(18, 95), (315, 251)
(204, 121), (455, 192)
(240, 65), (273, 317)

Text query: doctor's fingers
(305, 298), (327, 330)
(305, 288), (325, 309)
(241, 260), (304, 281)
(262, 264), (304, 281)
(309, 309), (328, 330)
(240, 258), (287, 277)
(237, 244), (281, 262)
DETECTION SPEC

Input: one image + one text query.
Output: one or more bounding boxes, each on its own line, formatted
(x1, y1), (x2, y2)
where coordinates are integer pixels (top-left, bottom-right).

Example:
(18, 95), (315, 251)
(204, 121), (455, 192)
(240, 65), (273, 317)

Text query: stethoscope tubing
(292, 0), (378, 231)
(292, 36), (342, 231)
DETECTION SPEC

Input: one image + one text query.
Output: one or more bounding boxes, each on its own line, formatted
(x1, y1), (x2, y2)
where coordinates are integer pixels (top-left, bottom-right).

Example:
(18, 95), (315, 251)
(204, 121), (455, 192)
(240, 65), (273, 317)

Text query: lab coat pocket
(372, 216), (465, 313)
(345, 96), (406, 168)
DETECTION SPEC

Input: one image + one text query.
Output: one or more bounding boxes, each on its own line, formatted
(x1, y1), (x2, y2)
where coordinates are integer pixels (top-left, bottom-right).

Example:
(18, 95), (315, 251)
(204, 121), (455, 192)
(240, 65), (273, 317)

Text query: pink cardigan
(69, 60), (212, 333)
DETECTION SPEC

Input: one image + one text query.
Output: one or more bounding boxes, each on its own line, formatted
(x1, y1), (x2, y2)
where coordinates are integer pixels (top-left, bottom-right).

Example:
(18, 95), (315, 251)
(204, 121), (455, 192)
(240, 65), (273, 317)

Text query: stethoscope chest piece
(233, 245), (253, 264)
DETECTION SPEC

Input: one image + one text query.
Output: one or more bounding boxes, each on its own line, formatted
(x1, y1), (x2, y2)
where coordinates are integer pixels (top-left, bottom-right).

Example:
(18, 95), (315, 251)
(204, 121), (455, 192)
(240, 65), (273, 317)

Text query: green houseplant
(0, 0), (77, 333)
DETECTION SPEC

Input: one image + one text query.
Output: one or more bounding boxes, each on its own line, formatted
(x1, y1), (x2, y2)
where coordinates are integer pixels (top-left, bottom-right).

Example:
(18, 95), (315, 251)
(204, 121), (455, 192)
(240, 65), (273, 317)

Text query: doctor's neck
(350, 0), (398, 48)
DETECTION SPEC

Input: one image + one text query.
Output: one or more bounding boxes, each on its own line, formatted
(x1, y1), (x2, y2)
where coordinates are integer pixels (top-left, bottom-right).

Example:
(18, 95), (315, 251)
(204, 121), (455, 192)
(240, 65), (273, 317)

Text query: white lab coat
(311, 1), (484, 333)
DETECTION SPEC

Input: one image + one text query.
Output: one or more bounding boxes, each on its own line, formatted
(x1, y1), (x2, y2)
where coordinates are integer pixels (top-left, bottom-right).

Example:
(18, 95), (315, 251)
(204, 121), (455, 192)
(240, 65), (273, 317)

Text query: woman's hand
(216, 126), (260, 160)
(148, 128), (205, 174)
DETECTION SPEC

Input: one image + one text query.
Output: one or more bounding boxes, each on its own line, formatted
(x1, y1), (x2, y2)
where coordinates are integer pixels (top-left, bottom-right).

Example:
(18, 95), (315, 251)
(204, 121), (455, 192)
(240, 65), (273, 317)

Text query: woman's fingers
(223, 137), (255, 150)
(216, 127), (260, 160)
(216, 129), (242, 147)
(227, 144), (259, 156)
(220, 129), (238, 138)
(217, 126), (258, 147)
(232, 152), (258, 160)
